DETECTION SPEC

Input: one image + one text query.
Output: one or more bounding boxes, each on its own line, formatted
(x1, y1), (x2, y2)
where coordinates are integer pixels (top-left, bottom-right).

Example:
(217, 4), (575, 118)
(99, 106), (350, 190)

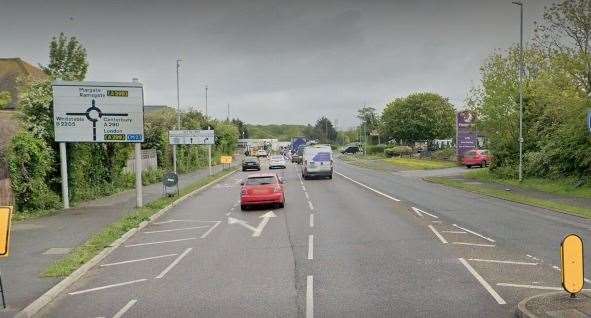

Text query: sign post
(561, 234), (584, 297)
(53, 81), (145, 208)
(587, 109), (590, 134)
(220, 155), (232, 170)
(169, 130), (215, 176)
(456, 110), (477, 161)
(0, 206), (13, 308)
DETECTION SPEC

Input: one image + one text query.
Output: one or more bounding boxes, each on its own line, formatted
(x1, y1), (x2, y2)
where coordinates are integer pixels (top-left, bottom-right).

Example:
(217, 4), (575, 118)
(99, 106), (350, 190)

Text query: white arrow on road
(228, 211), (277, 237)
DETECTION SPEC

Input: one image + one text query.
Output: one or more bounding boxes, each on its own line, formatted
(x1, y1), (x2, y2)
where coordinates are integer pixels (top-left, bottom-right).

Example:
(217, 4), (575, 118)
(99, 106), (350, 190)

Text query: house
(0, 58), (48, 109)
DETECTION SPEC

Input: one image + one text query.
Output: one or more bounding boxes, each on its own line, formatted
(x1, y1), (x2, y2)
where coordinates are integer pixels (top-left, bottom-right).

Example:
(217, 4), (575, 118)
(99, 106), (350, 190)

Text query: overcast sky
(1, 0), (553, 128)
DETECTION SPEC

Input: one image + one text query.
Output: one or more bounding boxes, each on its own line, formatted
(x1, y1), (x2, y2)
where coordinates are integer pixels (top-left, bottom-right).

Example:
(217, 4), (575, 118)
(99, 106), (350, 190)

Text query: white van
(302, 145), (333, 179)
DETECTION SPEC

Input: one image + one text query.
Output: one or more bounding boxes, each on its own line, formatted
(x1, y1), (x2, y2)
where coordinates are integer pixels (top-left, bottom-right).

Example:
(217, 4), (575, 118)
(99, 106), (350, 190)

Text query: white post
(208, 144), (212, 176)
(173, 144), (177, 173)
(135, 143), (143, 207)
(59, 142), (69, 209)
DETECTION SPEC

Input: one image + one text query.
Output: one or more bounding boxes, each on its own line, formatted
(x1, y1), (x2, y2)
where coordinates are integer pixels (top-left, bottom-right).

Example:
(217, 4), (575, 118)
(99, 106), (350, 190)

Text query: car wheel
(481, 161), (486, 168)
(242, 168), (246, 172)
(466, 165), (471, 169)
(240, 205), (247, 211)
(328, 174), (332, 180)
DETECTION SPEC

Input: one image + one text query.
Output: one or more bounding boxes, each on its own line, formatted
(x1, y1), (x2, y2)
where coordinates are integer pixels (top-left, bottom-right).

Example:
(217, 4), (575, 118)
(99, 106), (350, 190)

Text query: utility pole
(227, 103), (230, 121)
(513, 1), (524, 181)
(205, 85), (212, 175)
(173, 58), (182, 174)
(205, 85), (208, 118)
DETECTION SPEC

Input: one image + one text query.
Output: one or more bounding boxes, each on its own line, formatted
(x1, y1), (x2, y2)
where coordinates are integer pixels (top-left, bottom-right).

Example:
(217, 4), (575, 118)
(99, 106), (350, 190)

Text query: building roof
(0, 58), (48, 109)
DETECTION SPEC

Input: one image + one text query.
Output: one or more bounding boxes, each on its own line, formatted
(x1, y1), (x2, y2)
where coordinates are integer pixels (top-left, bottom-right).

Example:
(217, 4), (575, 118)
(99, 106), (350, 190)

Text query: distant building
(144, 105), (173, 113)
(0, 58), (48, 109)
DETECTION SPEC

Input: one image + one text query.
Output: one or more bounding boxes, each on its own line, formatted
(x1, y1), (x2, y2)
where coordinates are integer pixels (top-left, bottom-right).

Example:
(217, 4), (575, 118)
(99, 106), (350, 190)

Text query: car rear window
(270, 156), (283, 160)
(465, 150), (476, 156)
(246, 176), (276, 185)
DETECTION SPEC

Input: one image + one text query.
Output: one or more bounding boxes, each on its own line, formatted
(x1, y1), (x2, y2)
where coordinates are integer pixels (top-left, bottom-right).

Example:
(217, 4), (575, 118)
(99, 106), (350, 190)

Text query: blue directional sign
(587, 110), (591, 134)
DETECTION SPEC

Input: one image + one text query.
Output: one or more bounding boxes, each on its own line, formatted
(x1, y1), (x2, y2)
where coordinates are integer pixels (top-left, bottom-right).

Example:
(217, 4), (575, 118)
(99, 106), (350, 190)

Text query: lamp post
(173, 58), (182, 173)
(512, 1), (524, 182)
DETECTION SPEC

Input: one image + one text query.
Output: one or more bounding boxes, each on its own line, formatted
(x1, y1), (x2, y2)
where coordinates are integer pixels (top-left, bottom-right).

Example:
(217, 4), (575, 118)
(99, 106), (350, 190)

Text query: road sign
(220, 156), (233, 164)
(169, 130), (214, 145)
(162, 172), (179, 197)
(0, 207), (13, 257)
(561, 234), (584, 295)
(52, 81), (144, 143)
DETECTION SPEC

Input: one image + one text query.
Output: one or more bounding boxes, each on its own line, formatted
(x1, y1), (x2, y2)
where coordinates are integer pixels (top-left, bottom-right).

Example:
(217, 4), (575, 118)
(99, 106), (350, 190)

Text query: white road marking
(526, 254), (540, 261)
(552, 265), (561, 271)
(335, 172), (401, 201)
(468, 258), (538, 266)
(225, 212), (231, 216)
(154, 219), (219, 225)
(428, 225), (448, 244)
(113, 299), (137, 318)
(309, 214), (314, 228)
(452, 242), (495, 247)
(100, 254), (178, 267)
(302, 186), (306, 191)
(125, 238), (197, 247)
(308, 235), (314, 260)
(432, 220), (442, 223)
(458, 258), (506, 305)
(442, 230), (467, 234)
(308, 201), (315, 211)
(452, 224), (495, 243)
(155, 248), (192, 279)
(411, 207), (439, 219)
(200, 221), (221, 238)
(305, 192), (310, 200)
(306, 275), (314, 318)
(496, 283), (563, 291)
(144, 226), (208, 234)
(68, 279), (147, 295)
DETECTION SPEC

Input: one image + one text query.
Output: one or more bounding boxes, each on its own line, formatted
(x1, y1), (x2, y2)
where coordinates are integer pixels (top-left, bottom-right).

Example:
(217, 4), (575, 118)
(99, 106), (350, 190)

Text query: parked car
(269, 155), (287, 169)
(302, 144), (333, 179)
(240, 173), (285, 210)
(242, 156), (261, 171)
(463, 149), (491, 168)
(256, 149), (268, 158)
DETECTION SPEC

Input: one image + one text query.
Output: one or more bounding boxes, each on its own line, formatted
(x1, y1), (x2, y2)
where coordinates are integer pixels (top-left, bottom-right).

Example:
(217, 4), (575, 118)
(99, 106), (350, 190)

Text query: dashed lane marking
(100, 254), (178, 267)
(496, 283), (563, 291)
(411, 207), (438, 219)
(143, 226), (208, 234)
(452, 224), (495, 243)
(306, 275), (314, 318)
(308, 201), (315, 211)
(309, 214), (314, 228)
(113, 299), (138, 318)
(308, 235), (314, 260)
(468, 258), (538, 266)
(459, 258), (506, 305)
(442, 230), (467, 234)
(428, 225), (448, 244)
(125, 238), (197, 247)
(68, 279), (147, 296)
(335, 172), (401, 202)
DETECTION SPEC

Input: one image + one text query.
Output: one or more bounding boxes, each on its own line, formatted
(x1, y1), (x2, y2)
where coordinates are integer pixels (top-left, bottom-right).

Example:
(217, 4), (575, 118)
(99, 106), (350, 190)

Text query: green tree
(232, 119), (249, 139)
(311, 117), (337, 144)
(0, 91), (11, 109)
(381, 92), (455, 145)
(41, 32), (89, 81)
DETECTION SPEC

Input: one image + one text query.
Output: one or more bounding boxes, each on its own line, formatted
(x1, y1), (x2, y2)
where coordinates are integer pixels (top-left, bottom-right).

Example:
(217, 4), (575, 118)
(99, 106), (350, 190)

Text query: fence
(124, 149), (158, 173)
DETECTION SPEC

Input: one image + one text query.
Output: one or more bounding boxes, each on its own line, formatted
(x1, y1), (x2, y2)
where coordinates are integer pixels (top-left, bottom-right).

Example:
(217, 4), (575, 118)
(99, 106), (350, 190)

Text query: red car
(240, 173), (285, 210)
(463, 149), (492, 168)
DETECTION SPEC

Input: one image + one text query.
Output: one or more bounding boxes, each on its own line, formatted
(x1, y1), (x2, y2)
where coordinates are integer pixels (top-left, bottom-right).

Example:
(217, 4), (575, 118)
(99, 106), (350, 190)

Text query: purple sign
(456, 110), (477, 159)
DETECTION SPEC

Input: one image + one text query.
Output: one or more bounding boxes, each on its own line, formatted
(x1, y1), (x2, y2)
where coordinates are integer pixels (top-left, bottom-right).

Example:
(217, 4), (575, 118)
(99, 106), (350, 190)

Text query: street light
(512, 1), (524, 182)
(173, 58), (182, 173)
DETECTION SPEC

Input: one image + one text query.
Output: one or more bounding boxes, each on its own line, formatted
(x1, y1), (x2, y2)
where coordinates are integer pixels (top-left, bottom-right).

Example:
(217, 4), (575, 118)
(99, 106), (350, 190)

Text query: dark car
(341, 145), (361, 154)
(242, 157), (261, 171)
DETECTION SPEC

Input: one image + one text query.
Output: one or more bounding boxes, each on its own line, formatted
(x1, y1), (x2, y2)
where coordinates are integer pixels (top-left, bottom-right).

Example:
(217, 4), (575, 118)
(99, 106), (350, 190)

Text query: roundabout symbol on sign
(66, 99), (129, 141)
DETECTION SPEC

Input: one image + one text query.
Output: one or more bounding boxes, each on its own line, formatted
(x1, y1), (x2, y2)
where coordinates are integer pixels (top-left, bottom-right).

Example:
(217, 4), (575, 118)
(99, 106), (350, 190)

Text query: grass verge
(384, 157), (458, 170)
(43, 168), (237, 278)
(426, 176), (591, 219)
(463, 169), (591, 199)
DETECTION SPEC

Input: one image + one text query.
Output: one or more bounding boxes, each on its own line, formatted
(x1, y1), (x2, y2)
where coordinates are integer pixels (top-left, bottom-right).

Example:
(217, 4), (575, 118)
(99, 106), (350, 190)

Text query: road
(35, 159), (589, 317)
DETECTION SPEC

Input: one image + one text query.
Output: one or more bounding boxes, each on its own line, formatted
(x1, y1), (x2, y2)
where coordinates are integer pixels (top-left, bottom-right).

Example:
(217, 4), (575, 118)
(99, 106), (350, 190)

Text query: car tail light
(241, 188), (247, 195)
(273, 186), (282, 193)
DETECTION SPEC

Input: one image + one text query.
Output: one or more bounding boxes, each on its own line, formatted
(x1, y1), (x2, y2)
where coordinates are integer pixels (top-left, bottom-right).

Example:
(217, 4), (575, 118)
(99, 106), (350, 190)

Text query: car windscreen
(243, 157), (258, 162)
(245, 176), (276, 185)
(270, 156), (283, 160)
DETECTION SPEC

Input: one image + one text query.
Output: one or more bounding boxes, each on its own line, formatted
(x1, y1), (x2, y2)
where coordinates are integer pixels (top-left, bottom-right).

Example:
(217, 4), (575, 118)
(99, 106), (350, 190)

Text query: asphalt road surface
(36, 159), (590, 317)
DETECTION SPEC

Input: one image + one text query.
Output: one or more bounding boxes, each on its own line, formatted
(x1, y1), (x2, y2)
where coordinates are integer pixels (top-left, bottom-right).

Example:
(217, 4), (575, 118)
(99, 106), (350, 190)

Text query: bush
(366, 144), (386, 155)
(142, 168), (165, 186)
(7, 131), (61, 212)
(431, 148), (455, 161)
(384, 146), (413, 157)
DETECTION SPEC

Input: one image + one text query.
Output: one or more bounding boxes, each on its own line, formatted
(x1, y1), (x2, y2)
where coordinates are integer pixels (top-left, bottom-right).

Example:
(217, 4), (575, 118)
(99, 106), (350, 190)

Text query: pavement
(22, 158), (588, 317)
(0, 163), (232, 317)
(517, 291), (591, 317)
